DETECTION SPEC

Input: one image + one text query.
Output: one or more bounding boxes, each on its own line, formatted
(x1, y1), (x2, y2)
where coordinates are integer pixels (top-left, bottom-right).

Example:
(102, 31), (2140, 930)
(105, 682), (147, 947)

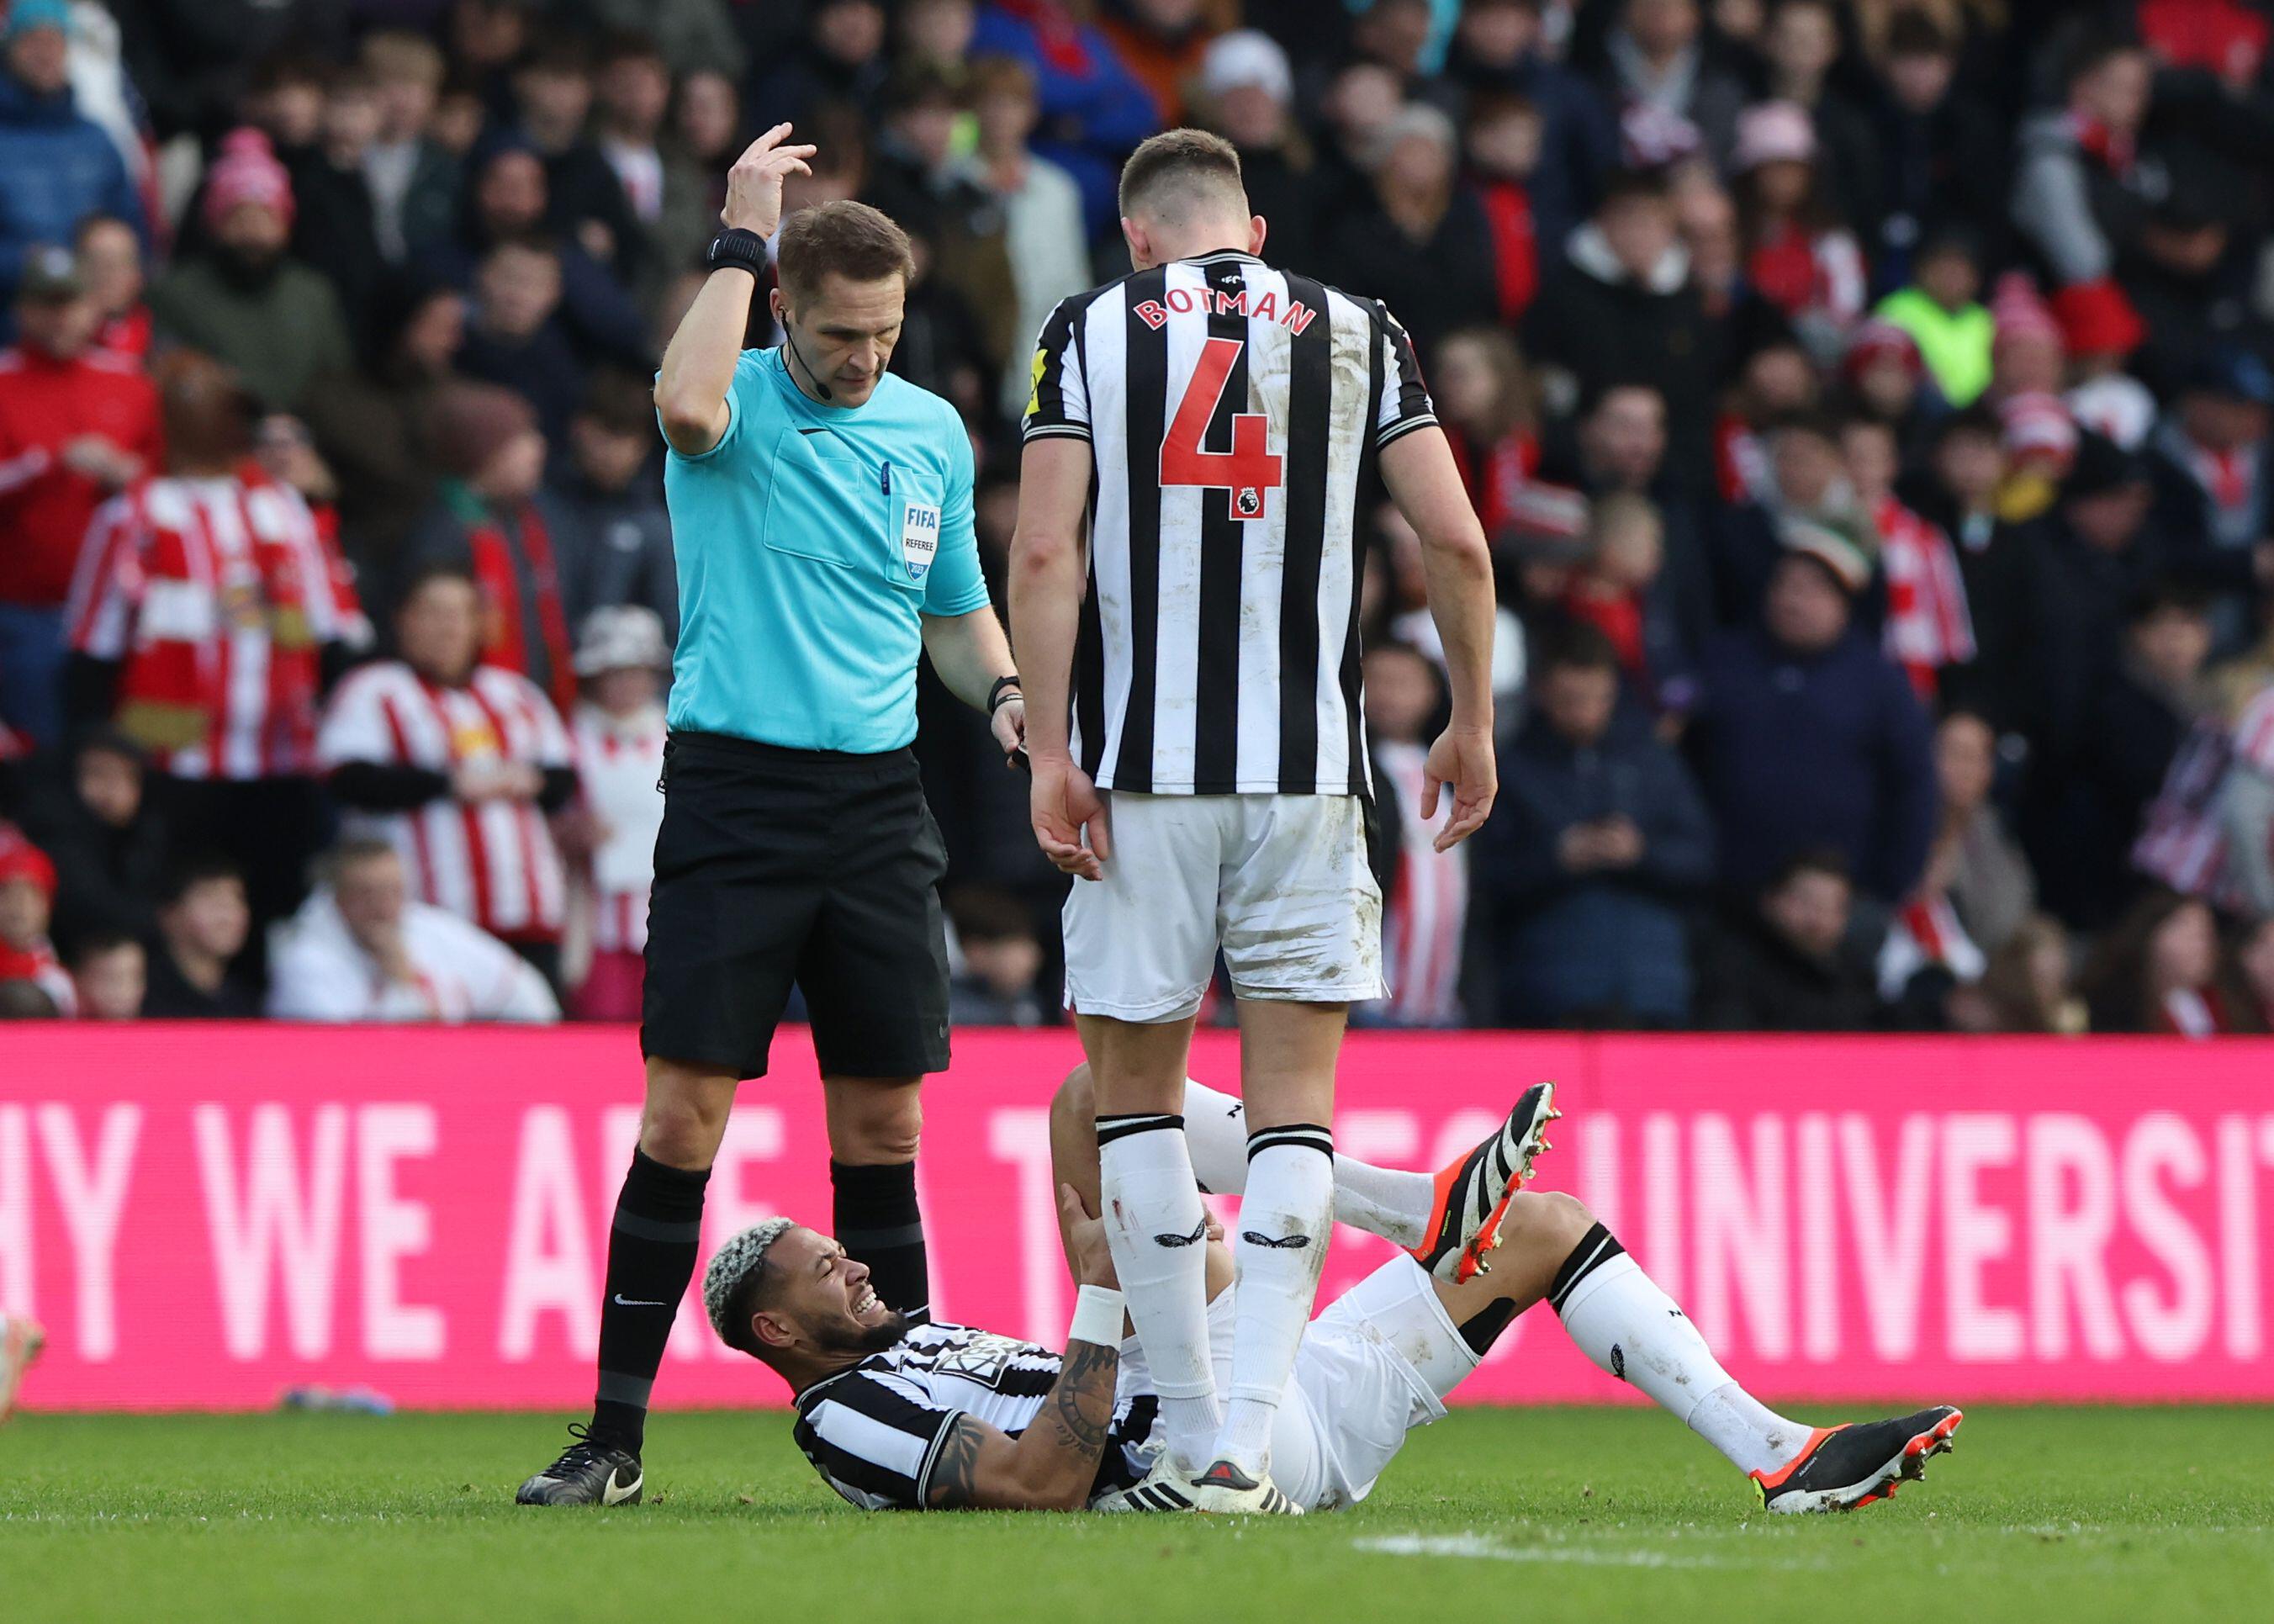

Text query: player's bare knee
(831, 1087), (923, 1164)
(1051, 1064), (1096, 1133)
(638, 1083), (730, 1169)
(1504, 1189), (1594, 1262)
(849, 1117), (923, 1165)
(1535, 1190), (1595, 1251)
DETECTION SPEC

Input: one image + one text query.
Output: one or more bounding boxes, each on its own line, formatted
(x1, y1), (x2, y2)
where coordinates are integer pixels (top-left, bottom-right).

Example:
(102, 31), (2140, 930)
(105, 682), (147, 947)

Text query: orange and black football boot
(1408, 1082), (1557, 1283)
(1752, 1406), (1963, 1513)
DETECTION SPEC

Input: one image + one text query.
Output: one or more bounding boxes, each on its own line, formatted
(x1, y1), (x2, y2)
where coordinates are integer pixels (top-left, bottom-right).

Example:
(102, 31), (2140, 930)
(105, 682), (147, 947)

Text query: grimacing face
(742, 1225), (909, 1358)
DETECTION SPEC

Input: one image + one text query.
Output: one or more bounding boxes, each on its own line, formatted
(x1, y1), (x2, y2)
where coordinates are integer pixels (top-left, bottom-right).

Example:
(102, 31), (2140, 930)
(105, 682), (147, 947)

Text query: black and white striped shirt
(1023, 251), (1437, 796)
(791, 1321), (1156, 1510)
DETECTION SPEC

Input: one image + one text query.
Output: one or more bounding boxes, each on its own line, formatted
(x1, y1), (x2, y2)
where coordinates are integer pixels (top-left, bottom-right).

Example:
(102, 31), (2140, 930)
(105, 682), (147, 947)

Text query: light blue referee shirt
(662, 346), (989, 752)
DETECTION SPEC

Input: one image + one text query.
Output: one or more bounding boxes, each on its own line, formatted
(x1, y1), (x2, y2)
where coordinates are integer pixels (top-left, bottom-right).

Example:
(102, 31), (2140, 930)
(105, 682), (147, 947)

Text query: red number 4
(1160, 336), (1282, 520)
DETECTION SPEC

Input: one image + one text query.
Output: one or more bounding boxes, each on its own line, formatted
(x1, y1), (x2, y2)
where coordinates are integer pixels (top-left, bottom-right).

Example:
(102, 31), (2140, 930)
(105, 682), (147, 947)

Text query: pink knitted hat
(1991, 272), (2063, 357)
(204, 128), (296, 233)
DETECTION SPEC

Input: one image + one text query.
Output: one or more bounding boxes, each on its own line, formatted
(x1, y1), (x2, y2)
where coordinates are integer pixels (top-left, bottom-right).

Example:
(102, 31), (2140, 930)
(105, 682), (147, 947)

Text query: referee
(518, 124), (1025, 1507)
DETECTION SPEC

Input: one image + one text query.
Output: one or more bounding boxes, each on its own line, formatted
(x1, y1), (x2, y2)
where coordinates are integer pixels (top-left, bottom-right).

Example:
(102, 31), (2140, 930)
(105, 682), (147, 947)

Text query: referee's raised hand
(721, 123), (817, 238)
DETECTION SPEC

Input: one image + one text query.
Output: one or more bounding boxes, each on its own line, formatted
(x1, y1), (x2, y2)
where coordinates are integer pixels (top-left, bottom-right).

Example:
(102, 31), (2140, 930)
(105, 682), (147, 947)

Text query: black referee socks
(832, 1160), (930, 1325)
(590, 1148), (711, 1453)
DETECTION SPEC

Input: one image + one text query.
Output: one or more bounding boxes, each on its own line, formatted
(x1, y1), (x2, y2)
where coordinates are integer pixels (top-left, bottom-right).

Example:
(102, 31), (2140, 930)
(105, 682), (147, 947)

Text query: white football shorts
(1060, 791), (1385, 1020)
(1111, 1256), (1477, 1512)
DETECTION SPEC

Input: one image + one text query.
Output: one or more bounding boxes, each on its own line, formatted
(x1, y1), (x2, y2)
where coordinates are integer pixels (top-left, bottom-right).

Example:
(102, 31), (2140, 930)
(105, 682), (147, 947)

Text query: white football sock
(1684, 1385), (1812, 1476)
(1552, 1227), (1809, 1477)
(1214, 1126), (1335, 1477)
(1097, 1114), (1219, 1474)
(1179, 1078), (1432, 1249)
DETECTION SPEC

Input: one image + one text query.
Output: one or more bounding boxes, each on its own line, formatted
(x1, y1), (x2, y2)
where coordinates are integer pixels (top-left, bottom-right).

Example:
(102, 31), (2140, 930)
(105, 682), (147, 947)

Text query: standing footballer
(1008, 130), (1501, 1512)
(518, 124), (1025, 1505)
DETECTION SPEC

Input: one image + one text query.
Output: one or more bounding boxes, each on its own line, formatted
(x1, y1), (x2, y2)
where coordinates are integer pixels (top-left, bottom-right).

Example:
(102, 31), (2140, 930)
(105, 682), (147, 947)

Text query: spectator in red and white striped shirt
(1362, 642), (1470, 1027)
(563, 604), (666, 1021)
(2134, 678), (2274, 916)
(316, 563), (577, 988)
(63, 350), (368, 957)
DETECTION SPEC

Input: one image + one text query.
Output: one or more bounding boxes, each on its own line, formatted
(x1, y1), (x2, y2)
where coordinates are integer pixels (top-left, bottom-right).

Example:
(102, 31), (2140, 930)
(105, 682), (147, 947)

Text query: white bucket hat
(574, 605), (670, 678)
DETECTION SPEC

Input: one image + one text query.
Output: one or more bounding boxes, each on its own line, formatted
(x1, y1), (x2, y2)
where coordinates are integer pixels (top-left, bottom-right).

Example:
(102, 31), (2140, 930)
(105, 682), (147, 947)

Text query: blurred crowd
(3, 0), (2274, 1038)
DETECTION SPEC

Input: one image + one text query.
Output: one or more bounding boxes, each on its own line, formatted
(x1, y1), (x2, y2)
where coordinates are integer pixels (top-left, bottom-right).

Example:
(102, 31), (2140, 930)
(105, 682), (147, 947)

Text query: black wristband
(706, 227), (769, 278)
(988, 675), (1023, 714)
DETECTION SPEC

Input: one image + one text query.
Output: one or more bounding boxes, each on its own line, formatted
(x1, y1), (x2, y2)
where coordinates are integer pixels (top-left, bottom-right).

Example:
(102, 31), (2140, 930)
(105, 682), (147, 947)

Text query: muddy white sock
(1685, 1385), (1811, 1475)
(1214, 1125), (1335, 1476)
(1550, 1223), (1808, 1477)
(1097, 1114), (1219, 1473)
(1179, 1078), (1431, 1249)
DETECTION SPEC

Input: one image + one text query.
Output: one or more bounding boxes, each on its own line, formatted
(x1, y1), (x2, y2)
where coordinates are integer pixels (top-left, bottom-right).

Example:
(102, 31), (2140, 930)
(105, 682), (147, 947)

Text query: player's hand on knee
(722, 123), (817, 237)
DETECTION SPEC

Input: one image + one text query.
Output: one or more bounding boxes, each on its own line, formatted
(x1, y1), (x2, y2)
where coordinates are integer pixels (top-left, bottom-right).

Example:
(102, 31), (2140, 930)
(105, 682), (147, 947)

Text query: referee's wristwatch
(706, 227), (769, 279)
(988, 675), (1023, 715)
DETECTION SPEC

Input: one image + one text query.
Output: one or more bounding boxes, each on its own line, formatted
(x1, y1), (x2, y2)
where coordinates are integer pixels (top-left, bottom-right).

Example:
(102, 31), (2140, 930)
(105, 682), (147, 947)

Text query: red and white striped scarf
(2134, 685), (2274, 905)
(2183, 437), (2261, 548)
(2160, 986), (2228, 1038)
(1714, 414), (1771, 504)
(1875, 495), (1976, 699)
(0, 936), (75, 1015)
(1877, 893), (1986, 1000)
(467, 501), (577, 720)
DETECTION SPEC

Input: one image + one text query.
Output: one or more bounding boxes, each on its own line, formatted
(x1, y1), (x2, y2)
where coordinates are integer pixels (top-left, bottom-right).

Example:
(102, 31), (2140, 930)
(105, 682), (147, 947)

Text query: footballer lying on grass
(694, 1068), (1962, 1517)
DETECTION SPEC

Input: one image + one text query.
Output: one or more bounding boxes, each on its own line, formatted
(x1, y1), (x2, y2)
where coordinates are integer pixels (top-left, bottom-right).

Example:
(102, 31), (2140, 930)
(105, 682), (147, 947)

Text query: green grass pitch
(3, 1406), (2266, 1623)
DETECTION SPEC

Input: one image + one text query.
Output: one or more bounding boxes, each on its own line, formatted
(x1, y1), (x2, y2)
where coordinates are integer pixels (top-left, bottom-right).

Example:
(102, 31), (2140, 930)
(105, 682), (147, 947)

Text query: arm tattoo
(925, 1415), (986, 1510)
(1043, 1338), (1118, 1455)
(924, 1340), (1121, 1510)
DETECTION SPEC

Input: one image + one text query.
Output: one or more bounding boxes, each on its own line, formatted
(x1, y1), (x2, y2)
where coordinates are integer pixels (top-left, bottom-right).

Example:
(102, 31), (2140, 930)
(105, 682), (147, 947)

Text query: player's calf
(1443, 1177), (1965, 1516)
(516, 1059), (727, 1504)
(824, 1075), (930, 1321)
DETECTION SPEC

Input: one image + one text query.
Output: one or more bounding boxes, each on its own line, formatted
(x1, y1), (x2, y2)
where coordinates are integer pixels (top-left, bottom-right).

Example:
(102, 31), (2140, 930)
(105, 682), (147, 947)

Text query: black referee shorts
(642, 731), (952, 1082)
